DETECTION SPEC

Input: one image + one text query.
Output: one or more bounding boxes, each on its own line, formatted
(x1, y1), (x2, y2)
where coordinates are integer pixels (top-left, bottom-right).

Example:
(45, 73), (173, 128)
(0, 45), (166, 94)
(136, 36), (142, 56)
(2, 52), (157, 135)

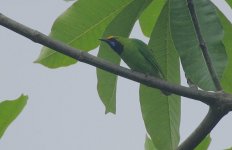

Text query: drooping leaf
(139, 0), (166, 37)
(216, 7), (232, 93)
(195, 135), (211, 150)
(145, 135), (157, 150)
(35, 0), (133, 68)
(140, 3), (180, 150)
(97, 0), (152, 114)
(170, 0), (227, 90)
(0, 95), (28, 139)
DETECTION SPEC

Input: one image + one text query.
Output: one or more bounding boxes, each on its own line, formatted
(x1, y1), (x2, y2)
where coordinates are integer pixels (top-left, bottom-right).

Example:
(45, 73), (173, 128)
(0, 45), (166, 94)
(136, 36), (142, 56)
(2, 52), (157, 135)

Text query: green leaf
(139, 0), (166, 37)
(226, 0), (232, 8)
(170, 0), (227, 91)
(217, 7), (232, 93)
(140, 3), (180, 150)
(0, 95), (28, 139)
(195, 135), (211, 150)
(97, 0), (152, 114)
(35, 0), (133, 68)
(145, 135), (157, 150)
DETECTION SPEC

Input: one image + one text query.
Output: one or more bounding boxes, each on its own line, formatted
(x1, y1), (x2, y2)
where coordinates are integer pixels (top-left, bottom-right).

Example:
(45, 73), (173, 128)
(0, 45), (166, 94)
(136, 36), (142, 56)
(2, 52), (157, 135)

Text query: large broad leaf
(218, 3), (232, 93)
(145, 136), (157, 150)
(170, 0), (227, 91)
(97, 0), (152, 114)
(0, 95), (28, 139)
(35, 0), (132, 68)
(139, 0), (166, 37)
(195, 135), (211, 150)
(140, 3), (180, 150)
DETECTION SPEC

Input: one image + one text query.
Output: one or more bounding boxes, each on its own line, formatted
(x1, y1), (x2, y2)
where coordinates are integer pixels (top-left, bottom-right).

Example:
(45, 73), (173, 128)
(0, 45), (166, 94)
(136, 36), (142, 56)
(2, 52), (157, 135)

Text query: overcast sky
(0, 1), (232, 150)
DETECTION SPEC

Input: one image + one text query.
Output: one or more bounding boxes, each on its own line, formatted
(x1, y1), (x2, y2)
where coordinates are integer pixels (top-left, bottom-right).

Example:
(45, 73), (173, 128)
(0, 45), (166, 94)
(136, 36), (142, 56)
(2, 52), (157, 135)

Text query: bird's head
(99, 36), (123, 55)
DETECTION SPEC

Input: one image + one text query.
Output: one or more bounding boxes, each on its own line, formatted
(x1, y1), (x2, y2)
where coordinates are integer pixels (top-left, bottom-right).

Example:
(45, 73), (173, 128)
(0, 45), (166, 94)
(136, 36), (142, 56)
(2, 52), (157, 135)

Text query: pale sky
(0, 1), (232, 150)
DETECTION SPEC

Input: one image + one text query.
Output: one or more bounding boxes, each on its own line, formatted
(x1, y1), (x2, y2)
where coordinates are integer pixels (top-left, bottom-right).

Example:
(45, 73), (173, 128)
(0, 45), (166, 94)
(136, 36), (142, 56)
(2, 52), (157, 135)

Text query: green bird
(100, 36), (170, 96)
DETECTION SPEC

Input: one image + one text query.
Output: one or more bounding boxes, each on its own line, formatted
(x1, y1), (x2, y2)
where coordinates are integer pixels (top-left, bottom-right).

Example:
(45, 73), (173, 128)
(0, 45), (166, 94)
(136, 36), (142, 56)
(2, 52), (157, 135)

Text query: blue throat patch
(107, 38), (123, 55)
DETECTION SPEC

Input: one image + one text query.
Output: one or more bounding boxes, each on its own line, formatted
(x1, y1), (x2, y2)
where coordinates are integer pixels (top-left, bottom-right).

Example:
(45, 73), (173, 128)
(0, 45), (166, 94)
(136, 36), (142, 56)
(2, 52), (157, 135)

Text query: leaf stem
(187, 0), (223, 91)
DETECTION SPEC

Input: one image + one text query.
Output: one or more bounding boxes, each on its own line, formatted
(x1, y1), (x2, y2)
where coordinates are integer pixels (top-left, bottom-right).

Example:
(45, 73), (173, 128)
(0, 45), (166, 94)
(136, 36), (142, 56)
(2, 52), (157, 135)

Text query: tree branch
(187, 0), (223, 91)
(0, 13), (232, 149)
(0, 13), (230, 106)
(178, 107), (228, 150)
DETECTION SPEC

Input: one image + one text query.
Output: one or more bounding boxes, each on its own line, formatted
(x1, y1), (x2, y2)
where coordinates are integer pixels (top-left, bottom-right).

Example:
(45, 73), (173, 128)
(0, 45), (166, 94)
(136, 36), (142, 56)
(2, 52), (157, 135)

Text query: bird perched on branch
(100, 36), (170, 96)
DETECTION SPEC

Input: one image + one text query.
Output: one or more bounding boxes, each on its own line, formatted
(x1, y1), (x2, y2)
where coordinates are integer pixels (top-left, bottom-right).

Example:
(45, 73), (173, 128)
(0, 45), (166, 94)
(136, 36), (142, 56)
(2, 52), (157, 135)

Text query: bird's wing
(138, 45), (165, 79)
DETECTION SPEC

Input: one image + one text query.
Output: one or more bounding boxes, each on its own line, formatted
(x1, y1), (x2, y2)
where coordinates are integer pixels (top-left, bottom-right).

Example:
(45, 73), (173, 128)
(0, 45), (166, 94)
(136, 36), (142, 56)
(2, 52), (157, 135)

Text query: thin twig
(187, 0), (223, 91)
(177, 107), (228, 150)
